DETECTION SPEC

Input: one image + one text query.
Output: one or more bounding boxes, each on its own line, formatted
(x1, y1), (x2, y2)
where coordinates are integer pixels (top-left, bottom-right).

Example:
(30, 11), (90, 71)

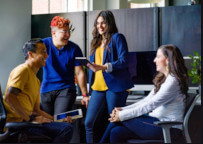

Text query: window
(50, 0), (65, 13)
(130, 0), (165, 8)
(130, 3), (151, 8)
(32, 0), (166, 14)
(67, 0), (84, 12)
(32, 0), (49, 14)
(32, 0), (85, 15)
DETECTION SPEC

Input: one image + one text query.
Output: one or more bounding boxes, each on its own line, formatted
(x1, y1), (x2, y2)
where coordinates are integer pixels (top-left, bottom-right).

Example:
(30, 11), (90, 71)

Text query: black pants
(40, 88), (77, 115)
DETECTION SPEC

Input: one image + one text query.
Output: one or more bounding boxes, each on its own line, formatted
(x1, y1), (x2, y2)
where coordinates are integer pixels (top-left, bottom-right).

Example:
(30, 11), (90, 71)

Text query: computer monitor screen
(128, 51), (157, 84)
(56, 111), (79, 120)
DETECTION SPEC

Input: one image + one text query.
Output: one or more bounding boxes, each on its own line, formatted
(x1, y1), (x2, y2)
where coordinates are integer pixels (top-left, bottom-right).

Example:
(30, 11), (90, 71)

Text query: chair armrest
(154, 121), (183, 143)
(154, 121), (183, 127)
(0, 129), (9, 141)
(5, 122), (41, 130)
(1, 122), (41, 142)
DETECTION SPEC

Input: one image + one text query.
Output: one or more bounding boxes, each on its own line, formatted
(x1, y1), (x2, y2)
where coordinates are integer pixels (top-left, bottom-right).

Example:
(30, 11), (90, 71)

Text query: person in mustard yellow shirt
(3, 39), (73, 142)
(84, 10), (134, 143)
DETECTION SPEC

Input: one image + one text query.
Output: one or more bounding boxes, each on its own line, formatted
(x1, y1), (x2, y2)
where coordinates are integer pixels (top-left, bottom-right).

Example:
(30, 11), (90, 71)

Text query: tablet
(54, 109), (83, 122)
(75, 57), (92, 66)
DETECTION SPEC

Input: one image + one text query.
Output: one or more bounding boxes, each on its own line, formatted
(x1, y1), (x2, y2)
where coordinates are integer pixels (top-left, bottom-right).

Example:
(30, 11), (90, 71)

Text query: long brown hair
(90, 10), (118, 55)
(153, 44), (189, 95)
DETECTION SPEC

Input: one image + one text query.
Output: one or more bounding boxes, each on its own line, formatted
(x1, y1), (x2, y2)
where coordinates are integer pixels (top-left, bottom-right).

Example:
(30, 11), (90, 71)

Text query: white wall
(0, 0), (31, 93)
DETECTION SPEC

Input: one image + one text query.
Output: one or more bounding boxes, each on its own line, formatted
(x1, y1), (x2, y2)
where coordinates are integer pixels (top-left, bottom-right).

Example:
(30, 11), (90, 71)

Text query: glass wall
(32, 0), (167, 14)
(32, 0), (85, 14)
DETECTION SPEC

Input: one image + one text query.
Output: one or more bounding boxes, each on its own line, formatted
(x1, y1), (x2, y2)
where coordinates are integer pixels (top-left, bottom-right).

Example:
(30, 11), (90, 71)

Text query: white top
(119, 74), (186, 129)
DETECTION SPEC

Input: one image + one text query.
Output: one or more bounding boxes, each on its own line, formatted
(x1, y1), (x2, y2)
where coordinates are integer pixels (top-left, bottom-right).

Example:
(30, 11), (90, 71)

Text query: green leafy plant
(188, 51), (201, 85)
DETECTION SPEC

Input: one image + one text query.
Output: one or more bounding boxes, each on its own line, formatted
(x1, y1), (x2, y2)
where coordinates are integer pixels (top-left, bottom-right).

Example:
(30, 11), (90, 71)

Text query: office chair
(0, 85), (52, 143)
(127, 93), (200, 143)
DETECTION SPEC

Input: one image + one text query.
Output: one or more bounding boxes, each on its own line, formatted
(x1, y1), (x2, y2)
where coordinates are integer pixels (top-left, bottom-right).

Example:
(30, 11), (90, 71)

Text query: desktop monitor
(128, 51), (157, 84)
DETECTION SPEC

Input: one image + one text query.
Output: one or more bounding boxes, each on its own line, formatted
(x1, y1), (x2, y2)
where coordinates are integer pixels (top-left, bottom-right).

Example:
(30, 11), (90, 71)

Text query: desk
(79, 84), (198, 92)
(75, 85), (200, 105)
(130, 85), (154, 91)
(130, 85), (198, 91)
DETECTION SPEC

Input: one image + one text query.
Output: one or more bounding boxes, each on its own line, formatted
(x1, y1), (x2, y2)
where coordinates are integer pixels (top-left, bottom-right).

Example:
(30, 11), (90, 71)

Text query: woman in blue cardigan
(85, 10), (134, 143)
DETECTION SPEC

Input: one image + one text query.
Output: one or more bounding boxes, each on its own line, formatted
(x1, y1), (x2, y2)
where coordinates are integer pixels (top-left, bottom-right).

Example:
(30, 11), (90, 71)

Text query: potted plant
(188, 51), (201, 95)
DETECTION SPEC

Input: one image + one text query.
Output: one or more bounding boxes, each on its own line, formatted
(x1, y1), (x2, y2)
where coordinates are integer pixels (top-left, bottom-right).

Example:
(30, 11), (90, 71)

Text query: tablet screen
(56, 111), (79, 120)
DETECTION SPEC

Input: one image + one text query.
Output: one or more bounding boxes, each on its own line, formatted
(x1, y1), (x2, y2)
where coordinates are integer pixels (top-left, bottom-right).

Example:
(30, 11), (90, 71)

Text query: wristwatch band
(28, 115), (35, 122)
(82, 93), (89, 97)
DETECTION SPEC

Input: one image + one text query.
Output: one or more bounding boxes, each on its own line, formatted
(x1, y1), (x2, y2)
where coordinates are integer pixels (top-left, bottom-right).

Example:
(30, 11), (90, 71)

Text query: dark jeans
(84, 90), (128, 143)
(41, 88), (77, 115)
(100, 115), (182, 143)
(29, 122), (73, 143)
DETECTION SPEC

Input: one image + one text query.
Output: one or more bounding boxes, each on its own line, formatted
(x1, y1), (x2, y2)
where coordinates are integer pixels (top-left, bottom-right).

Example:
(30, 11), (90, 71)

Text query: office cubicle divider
(31, 12), (86, 55)
(161, 5), (201, 56)
(31, 5), (201, 84)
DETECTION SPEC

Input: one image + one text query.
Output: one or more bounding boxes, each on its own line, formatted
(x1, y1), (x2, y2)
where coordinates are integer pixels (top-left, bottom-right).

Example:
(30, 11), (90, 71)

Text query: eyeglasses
(54, 23), (75, 35)
(58, 30), (70, 35)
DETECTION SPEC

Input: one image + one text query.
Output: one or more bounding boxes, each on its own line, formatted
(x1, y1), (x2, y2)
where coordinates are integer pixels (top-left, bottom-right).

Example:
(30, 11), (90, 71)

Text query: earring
(166, 61), (169, 72)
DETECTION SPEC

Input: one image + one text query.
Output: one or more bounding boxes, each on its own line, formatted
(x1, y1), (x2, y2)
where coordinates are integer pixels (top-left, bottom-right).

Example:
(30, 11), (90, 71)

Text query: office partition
(31, 6), (201, 83)
(31, 12), (86, 55)
(161, 5), (201, 55)
(87, 8), (159, 58)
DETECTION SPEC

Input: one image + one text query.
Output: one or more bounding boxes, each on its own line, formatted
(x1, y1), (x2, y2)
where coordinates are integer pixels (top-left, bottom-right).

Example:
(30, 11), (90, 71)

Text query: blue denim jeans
(29, 122), (73, 143)
(100, 115), (165, 143)
(85, 90), (128, 143)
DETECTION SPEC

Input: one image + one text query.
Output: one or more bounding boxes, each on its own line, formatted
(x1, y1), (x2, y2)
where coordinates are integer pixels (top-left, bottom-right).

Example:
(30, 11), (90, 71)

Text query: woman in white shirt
(100, 44), (189, 143)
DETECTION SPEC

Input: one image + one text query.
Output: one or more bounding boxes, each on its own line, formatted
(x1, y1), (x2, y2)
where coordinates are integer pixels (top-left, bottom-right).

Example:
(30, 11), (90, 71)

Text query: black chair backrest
(0, 85), (7, 134)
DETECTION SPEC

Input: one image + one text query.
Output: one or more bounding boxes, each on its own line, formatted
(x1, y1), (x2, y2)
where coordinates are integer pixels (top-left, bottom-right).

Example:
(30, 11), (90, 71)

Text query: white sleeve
(119, 75), (179, 121)
(105, 63), (113, 73)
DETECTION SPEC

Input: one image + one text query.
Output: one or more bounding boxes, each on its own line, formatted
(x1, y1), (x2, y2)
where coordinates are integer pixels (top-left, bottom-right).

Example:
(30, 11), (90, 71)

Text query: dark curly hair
(90, 10), (118, 55)
(153, 44), (189, 95)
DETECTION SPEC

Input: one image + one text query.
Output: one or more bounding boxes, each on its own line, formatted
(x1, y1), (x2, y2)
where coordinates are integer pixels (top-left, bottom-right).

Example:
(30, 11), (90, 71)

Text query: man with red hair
(40, 16), (89, 117)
